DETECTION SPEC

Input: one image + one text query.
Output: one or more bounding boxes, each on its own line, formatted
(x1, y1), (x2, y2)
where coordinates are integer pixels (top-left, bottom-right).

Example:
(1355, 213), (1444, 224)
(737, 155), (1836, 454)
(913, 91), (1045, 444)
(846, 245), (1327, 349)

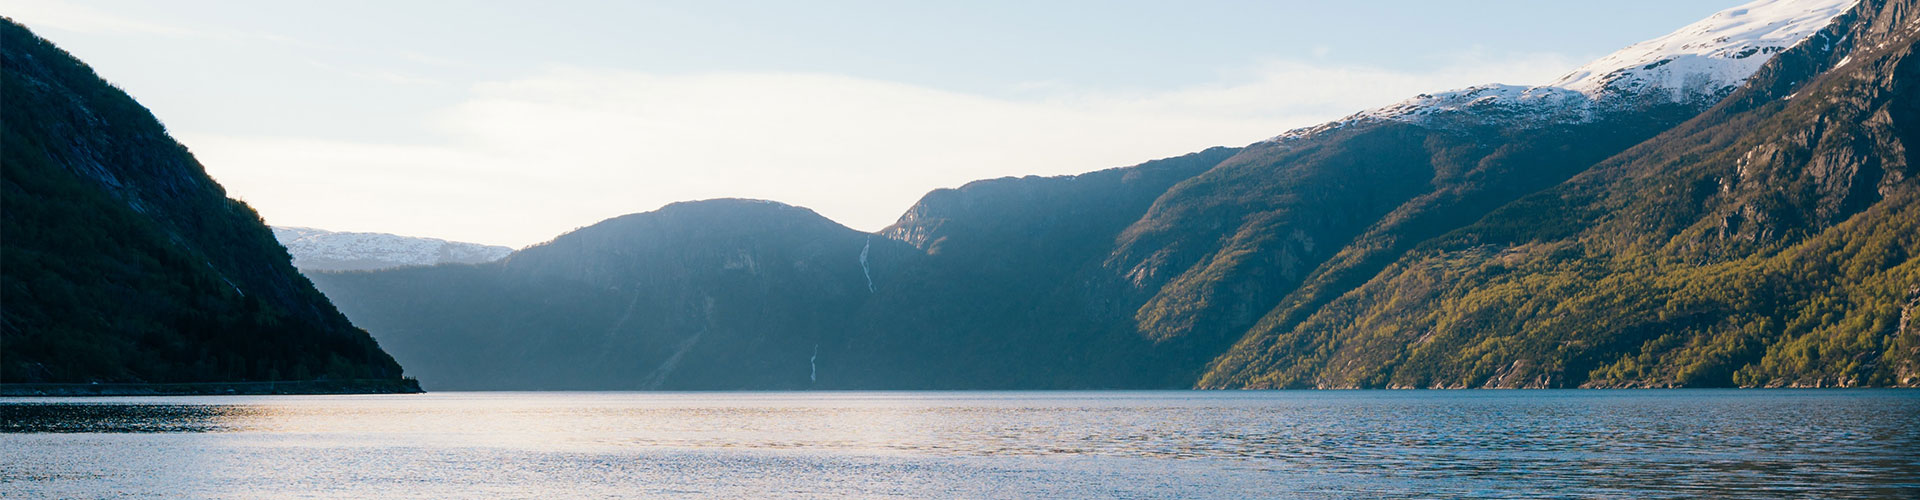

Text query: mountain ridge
(303, 0), (1916, 390)
(1272, 0), (1859, 140)
(1, 18), (412, 388)
(1201, 0), (1918, 389)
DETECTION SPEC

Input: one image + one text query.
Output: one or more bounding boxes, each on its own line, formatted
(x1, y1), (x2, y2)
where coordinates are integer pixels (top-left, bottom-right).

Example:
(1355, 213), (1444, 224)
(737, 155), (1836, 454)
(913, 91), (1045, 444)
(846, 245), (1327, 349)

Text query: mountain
(840, 147), (1243, 388)
(1202, 0), (1919, 388)
(311, 146), (1228, 388)
(0, 19), (414, 391)
(309, 199), (897, 390)
(1103, 0), (1864, 385)
(312, 149), (1236, 390)
(308, 0), (1916, 390)
(1341, 0), (1856, 130)
(271, 226), (512, 272)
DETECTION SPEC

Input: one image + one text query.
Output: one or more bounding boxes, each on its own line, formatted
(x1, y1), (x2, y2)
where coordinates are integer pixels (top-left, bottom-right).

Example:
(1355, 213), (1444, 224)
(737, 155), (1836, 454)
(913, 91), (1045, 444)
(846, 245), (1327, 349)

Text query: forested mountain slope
(1202, 0), (1919, 388)
(1, 19), (411, 388)
(307, 0), (1915, 390)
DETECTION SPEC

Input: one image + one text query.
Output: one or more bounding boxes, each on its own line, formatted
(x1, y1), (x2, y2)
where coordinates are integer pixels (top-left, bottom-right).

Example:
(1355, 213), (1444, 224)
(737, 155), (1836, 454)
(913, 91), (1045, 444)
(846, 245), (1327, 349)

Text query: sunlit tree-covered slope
(1203, 0), (1920, 388)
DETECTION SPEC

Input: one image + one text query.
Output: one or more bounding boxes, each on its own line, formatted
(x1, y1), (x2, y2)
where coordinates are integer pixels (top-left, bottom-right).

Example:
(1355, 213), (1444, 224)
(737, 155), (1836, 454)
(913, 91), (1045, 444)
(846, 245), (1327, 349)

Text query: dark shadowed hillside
(0, 19), (411, 389)
(311, 199), (902, 390)
(312, 149), (1239, 390)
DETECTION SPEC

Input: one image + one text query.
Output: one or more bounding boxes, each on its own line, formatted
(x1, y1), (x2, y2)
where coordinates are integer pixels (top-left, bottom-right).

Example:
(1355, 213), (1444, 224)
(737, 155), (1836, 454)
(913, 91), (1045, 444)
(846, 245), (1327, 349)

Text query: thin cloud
(0, 0), (205, 37)
(1, 0), (319, 49)
(191, 54), (1582, 248)
(306, 59), (445, 87)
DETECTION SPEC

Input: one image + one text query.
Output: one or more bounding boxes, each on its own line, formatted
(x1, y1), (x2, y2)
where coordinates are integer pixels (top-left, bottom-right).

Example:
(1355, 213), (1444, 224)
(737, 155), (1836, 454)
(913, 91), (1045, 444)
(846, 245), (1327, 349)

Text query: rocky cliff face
(1, 19), (408, 385)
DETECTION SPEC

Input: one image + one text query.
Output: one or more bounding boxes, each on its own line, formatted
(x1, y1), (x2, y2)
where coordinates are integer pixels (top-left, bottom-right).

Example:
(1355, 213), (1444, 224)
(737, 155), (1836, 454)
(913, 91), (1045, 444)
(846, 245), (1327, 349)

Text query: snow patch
(1550, 0), (1857, 98)
(272, 226), (513, 271)
(1267, 0), (1856, 142)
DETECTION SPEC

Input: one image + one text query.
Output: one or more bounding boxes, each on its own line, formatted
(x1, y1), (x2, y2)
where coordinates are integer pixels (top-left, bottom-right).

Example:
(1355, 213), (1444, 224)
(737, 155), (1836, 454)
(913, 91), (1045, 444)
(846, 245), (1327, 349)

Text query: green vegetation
(1, 19), (409, 386)
(270, 1), (1918, 390)
(1202, 3), (1918, 388)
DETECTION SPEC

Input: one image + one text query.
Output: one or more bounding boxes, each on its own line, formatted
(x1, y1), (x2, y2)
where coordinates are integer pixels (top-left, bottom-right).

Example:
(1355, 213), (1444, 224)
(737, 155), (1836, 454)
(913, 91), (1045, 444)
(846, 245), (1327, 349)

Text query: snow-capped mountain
(1548, 0), (1856, 97)
(1273, 0), (1856, 139)
(301, 0), (1918, 391)
(272, 226), (513, 272)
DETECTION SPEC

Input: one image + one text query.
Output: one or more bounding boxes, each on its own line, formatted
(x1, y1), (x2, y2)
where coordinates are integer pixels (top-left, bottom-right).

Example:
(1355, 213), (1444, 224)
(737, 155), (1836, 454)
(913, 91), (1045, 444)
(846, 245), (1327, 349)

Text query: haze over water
(3, 390), (1916, 498)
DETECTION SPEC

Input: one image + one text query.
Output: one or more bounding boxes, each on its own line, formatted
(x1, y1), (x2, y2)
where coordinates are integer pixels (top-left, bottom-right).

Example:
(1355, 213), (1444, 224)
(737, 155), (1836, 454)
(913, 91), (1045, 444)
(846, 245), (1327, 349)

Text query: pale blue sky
(4, 1), (1738, 246)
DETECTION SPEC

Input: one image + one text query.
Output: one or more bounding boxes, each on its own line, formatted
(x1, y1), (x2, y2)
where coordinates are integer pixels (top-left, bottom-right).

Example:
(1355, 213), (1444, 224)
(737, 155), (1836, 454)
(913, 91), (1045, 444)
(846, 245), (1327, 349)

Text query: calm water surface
(1, 390), (1915, 498)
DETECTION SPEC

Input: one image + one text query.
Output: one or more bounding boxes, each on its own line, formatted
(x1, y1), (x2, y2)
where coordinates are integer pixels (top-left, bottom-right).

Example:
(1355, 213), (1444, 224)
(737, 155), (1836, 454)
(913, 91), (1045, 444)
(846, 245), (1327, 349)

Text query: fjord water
(2, 391), (1915, 498)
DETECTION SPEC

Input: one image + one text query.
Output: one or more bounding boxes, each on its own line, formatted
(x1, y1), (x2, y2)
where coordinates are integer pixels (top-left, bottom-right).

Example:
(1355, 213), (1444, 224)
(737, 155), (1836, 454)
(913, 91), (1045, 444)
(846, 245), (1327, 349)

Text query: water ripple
(2, 390), (1915, 498)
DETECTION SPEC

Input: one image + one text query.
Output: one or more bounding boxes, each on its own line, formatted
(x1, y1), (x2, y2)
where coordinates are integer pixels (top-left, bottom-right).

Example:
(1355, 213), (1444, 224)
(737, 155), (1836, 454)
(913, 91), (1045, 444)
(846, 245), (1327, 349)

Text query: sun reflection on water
(2, 390), (1916, 498)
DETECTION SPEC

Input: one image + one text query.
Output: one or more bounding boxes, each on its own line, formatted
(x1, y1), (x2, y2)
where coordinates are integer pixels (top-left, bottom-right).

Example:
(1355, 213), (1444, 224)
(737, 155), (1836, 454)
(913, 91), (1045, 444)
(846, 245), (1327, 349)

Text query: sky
(1, 0), (1739, 247)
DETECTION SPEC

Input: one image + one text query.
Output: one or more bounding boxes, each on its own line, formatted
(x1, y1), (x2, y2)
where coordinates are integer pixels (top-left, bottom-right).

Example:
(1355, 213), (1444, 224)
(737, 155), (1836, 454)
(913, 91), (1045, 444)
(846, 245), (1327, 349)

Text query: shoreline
(0, 379), (423, 397)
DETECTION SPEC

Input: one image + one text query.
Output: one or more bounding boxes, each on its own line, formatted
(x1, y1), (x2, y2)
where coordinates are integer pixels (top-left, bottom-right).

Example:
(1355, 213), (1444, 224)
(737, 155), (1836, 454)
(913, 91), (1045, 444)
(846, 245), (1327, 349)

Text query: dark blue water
(2, 390), (1915, 498)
